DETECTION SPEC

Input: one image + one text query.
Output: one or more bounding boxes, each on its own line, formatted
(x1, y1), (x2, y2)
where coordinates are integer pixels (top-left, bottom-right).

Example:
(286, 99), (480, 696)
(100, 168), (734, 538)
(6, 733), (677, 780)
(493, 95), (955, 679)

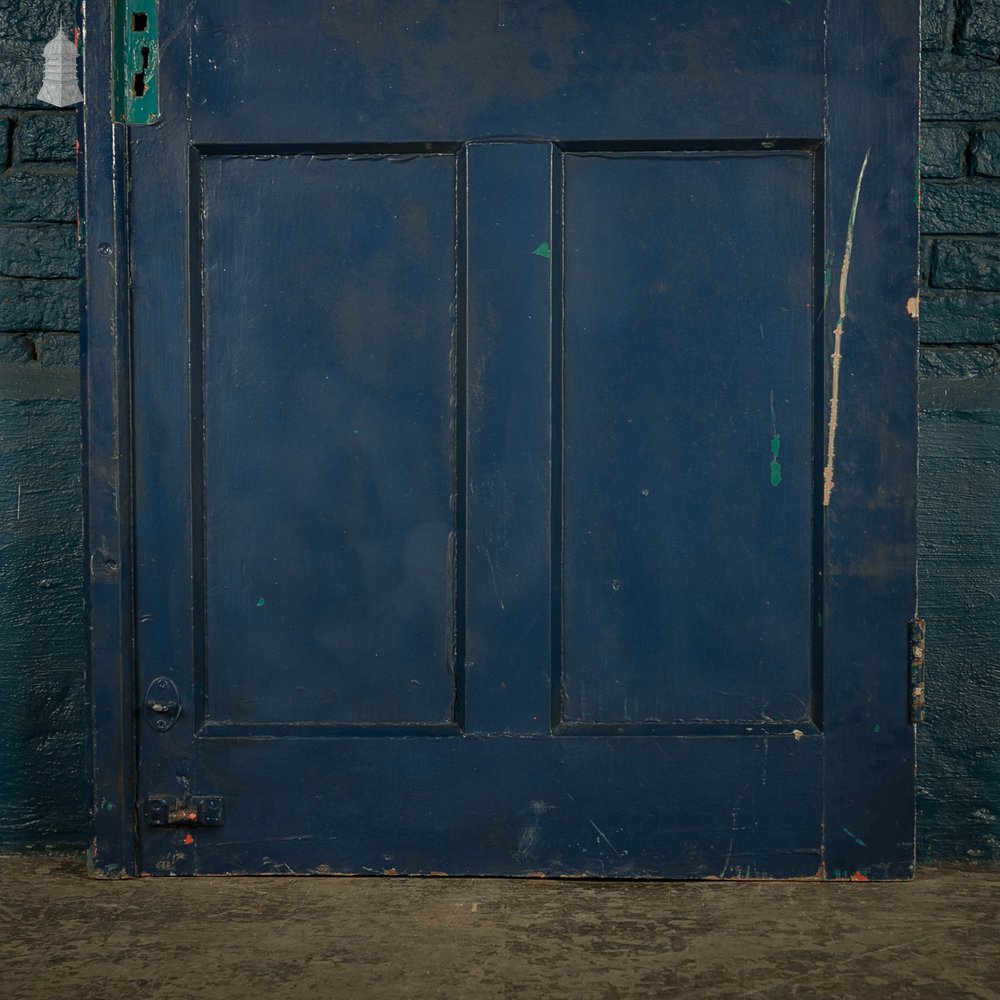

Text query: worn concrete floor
(1, 855), (998, 1000)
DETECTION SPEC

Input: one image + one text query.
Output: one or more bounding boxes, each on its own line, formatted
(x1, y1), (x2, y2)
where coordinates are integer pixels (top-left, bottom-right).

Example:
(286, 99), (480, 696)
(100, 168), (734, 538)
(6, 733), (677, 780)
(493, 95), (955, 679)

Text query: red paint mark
(73, 27), (79, 45)
(851, 871), (869, 882)
(183, 834), (195, 845)
(187, 812), (197, 821)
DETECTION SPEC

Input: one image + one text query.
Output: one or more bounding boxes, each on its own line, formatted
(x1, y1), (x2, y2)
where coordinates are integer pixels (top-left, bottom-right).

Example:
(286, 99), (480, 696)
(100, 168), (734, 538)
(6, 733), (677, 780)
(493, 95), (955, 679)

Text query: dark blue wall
(918, 0), (1000, 866)
(0, 0), (84, 847)
(0, 0), (997, 866)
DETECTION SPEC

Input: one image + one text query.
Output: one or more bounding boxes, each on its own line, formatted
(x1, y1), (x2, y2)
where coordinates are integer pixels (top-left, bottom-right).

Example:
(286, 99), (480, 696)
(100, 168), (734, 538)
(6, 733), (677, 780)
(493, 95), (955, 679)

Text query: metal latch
(909, 618), (926, 724)
(145, 795), (225, 828)
(143, 676), (181, 731)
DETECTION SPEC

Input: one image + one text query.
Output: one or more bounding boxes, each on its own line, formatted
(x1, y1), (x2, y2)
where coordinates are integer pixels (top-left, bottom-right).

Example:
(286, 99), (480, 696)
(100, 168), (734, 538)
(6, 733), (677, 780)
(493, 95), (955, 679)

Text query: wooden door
(83, 0), (919, 878)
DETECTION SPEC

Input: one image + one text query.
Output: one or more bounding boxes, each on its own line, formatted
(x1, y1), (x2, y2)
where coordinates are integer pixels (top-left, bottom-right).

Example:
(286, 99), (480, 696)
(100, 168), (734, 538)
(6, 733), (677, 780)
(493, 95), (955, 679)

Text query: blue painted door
(83, 0), (918, 877)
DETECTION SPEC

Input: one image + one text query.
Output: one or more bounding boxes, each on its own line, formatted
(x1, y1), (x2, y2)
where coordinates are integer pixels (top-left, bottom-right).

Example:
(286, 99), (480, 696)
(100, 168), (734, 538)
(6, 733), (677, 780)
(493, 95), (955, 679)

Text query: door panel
(188, 1), (825, 142)
(172, 734), (824, 877)
(560, 149), (818, 726)
(82, 0), (919, 878)
(198, 152), (459, 728)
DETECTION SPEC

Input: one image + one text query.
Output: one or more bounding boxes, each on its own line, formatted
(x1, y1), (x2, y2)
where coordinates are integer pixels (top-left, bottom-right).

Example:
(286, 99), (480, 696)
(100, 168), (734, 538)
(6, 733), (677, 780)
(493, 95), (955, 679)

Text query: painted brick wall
(0, 0), (84, 848)
(0, 1), (997, 865)
(918, 0), (1000, 866)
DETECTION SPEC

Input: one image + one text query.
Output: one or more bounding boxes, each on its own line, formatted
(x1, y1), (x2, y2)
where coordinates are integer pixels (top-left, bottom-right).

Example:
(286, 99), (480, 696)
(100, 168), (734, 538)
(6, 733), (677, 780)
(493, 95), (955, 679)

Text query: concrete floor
(1, 855), (998, 1000)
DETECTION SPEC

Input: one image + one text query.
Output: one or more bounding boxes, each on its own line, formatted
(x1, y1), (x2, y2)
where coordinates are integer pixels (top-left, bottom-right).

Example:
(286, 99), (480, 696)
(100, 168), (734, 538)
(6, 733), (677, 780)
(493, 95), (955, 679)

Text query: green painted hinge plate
(113, 0), (159, 124)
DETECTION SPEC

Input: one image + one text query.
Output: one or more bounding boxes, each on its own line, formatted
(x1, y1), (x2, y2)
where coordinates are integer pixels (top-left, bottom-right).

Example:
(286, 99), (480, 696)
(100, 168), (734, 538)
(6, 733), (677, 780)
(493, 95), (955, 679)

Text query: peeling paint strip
(822, 151), (870, 507)
(769, 389), (782, 487)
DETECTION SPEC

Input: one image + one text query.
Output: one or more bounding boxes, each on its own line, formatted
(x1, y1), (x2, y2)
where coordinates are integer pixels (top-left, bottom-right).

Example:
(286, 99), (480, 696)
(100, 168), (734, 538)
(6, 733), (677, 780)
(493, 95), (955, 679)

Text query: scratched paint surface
(85, 0), (918, 877)
(561, 150), (816, 725)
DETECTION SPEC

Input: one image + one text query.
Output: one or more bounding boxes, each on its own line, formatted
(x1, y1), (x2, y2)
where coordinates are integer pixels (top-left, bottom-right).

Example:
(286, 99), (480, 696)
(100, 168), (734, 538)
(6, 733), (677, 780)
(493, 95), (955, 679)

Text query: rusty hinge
(909, 618), (926, 724)
(145, 795), (225, 828)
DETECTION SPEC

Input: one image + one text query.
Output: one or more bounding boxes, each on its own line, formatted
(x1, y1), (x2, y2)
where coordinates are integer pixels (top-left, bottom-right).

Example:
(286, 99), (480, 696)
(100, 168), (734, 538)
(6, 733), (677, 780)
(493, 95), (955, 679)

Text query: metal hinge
(909, 618), (926, 724)
(113, 1), (160, 125)
(145, 795), (225, 828)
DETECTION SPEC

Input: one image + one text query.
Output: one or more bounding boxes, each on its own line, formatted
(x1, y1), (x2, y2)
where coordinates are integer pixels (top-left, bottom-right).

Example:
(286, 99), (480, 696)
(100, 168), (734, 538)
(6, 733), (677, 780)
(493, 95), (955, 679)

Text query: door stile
(464, 141), (554, 735)
(82, 0), (140, 877)
(822, 0), (919, 879)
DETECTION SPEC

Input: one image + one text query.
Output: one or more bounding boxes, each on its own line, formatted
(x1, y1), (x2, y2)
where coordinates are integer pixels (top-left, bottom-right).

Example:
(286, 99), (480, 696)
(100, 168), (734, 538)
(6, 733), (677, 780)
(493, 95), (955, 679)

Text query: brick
(0, 277), (78, 331)
(0, 225), (77, 277)
(932, 239), (1000, 291)
(919, 290), (1000, 343)
(921, 0), (952, 52)
(920, 237), (935, 283)
(0, 41), (45, 108)
(16, 112), (76, 163)
(0, 167), (76, 223)
(956, 0), (1000, 63)
(0, 118), (10, 169)
(0, 333), (36, 363)
(35, 332), (78, 367)
(920, 346), (1000, 379)
(971, 130), (1000, 178)
(922, 69), (1000, 121)
(0, 1), (75, 43)
(921, 126), (968, 179)
(922, 181), (1000, 234)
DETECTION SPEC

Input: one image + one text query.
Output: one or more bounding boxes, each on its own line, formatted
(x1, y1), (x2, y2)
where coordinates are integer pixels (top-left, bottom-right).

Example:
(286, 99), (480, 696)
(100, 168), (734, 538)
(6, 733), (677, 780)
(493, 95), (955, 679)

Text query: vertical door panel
(198, 153), (460, 727)
(560, 150), (818, 726)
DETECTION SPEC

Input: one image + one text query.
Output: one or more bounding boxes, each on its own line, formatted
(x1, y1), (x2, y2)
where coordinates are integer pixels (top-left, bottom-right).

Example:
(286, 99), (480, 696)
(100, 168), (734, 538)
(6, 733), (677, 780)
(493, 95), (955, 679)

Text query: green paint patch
(256, 597), (266, 607)
(770, 434), (782, 487)
(532, 242), (551, 259)
(842, 827), (868, 847)
(114, 1), (160, 125)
